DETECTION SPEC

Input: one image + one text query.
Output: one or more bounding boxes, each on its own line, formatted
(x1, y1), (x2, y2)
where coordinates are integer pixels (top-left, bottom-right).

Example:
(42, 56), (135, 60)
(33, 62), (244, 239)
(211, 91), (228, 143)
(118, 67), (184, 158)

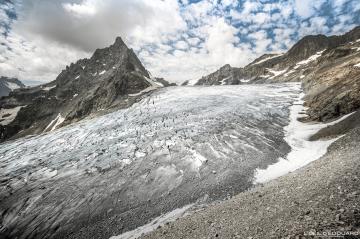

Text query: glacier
(0, 83), (301, 238)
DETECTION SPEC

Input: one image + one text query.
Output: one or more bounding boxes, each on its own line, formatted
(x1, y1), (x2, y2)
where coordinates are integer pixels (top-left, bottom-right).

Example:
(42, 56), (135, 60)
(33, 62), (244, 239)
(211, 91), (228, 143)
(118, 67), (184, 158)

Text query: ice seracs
(0, 83), (301, 239)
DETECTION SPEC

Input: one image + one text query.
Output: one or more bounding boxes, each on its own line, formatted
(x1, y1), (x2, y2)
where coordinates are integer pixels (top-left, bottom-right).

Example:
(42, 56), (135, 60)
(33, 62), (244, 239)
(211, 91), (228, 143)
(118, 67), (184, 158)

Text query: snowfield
(254, 93), (355, 183)
(0, 83), (301, 238)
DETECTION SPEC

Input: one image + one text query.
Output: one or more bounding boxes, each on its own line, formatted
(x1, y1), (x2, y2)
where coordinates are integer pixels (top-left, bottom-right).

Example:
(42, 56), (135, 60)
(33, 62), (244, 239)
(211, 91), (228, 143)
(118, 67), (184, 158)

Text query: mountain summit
(0, 37), (168, 141)
(196, 26), (360, 87)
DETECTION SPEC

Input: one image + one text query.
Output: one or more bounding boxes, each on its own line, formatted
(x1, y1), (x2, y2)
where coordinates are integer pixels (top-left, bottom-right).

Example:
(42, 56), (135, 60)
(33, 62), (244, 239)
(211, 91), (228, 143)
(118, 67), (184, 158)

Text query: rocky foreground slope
(0, 38), (171, 142)
(196, 26), (360, 122)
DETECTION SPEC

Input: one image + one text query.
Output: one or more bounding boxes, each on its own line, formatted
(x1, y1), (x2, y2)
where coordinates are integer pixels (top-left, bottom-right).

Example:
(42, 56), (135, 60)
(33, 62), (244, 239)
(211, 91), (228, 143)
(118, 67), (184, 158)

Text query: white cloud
(139, 17), (255, 83)
(1, 0), (187, 83)
(0, 31), (89, 83)
(294, 0), (326, 18)
(0, 0), (359, 85)
(62, 0), (97, 17)
(248, 30), (272, 54)
(298, 17), (330, 37)
(175, 40), (189, 50)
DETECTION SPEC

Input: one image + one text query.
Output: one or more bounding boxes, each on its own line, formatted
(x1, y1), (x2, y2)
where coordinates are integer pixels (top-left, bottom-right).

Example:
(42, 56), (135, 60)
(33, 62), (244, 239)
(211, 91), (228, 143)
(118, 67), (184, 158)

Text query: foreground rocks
(142, 121), (360, 239)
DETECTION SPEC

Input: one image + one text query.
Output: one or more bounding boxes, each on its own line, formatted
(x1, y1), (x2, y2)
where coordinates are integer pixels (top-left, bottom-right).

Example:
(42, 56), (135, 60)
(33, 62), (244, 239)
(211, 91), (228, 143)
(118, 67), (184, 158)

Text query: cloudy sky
(0, 0), (359, 85)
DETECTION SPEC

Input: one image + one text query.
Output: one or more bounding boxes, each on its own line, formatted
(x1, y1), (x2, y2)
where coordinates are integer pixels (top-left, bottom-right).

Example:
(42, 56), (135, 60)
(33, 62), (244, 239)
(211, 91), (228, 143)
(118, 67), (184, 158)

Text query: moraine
(0, 83), (300, 239)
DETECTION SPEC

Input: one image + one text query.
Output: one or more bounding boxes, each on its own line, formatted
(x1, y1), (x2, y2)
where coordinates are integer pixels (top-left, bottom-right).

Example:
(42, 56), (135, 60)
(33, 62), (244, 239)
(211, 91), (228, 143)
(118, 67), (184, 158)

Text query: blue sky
(0, 0), (359, 85)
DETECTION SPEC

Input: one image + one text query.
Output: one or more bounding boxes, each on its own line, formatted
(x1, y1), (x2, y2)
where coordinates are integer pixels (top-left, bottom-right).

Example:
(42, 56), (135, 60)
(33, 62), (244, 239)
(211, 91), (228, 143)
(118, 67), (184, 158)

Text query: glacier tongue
(0, 83), (301, 238)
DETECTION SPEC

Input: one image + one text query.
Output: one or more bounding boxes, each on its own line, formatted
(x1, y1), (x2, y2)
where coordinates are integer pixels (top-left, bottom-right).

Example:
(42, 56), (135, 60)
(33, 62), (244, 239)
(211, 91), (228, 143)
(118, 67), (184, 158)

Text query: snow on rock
(187, 78), (200, 86)
(110, 204), (194, 239)
(99, 70), (106, 75)
(41, 85), (56, 91)
(267, 68), (287, 79)
(250, 53), (284, 66)
(220, 76), (231, 85)
(254, 93), (355, 184)
(284, 69), (296, 77)
(5, 82), (21, 90)
(0, 106), (24, 125)
(354, 63), (360, 68)
(294, 50), (325, 69)
(128, 77), (163, 96)
(43, 113), (66, 132)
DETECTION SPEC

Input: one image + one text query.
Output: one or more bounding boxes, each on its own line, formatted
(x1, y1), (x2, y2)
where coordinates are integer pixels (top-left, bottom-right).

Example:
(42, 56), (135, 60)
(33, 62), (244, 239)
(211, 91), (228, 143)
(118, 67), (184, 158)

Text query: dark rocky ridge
(0, 37), (169, 142)
(0, 77), (25, 97)
(195, 26), (360, 121)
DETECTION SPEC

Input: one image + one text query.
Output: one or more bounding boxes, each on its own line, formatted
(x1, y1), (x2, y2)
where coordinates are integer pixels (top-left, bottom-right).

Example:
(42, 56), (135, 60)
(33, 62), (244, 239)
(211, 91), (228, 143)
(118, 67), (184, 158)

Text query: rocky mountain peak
(220, 64), (232, 71)
(113, 36), (127, 47)
(286, 34), (330, 61)
(0, 36), (169, 142)
(195, 26), (360, 86)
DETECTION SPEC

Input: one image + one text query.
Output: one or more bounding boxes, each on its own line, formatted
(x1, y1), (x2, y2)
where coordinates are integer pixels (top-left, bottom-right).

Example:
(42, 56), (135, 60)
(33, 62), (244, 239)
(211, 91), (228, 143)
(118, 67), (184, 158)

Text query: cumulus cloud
(62, 1), (97, 17)
(294, 0), (326, 18)
(0, 0), (359, 84)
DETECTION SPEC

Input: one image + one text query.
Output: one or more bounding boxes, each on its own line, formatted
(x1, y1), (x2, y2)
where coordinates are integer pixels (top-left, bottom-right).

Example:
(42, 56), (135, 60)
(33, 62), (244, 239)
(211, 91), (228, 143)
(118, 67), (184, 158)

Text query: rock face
(195, 26), (360, 121)
(0, 37), (169, 142)
(0, 77), (25, 97)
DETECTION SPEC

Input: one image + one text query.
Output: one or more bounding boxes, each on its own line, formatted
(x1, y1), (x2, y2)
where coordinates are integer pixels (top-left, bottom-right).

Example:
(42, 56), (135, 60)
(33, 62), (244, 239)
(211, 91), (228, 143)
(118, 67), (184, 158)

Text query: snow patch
(99, 70), (106, 75)
(250, 53), (283, 66)
(128, 77), (163, 96)
(254, 92), (355, 184)
(5, 82), (21, 90)
(0, 106), (23, 125)
(354, 63), (360, 68)
(220, 76), (231, 85)
(294, 50), (324, 69)
(267, 68), (287, 79)
(284, 69), (296, 77)
(75, 75), (80, 80)
(44, 113), (66, 132)
(41, 85), (56, 91)
(259, 75), (271, 78)
(110, 204), (194, 239)
(185, 79), (199, 86)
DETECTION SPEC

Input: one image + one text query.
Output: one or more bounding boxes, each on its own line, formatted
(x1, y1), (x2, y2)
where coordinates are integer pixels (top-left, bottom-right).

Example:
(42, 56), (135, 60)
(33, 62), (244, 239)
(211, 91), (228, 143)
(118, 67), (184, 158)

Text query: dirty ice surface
(0, 83), (300, 238)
